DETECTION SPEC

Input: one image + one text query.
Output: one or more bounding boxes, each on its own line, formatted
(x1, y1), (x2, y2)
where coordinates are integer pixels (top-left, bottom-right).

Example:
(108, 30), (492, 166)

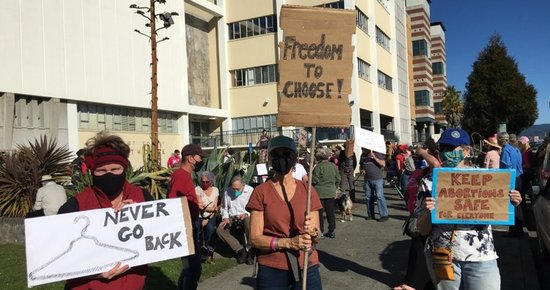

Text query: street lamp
(130, 1), (178, 171)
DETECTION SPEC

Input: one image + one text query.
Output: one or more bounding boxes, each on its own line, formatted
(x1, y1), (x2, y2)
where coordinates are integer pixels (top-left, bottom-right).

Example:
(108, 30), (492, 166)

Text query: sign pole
(302, 127), (316, 289)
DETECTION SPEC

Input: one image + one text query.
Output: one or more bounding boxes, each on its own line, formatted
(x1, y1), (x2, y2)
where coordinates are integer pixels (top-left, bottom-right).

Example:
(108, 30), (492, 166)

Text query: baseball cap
(438, 129), (471, 146)
(181, 144), (207, 157)
(268, 136), (297, 153)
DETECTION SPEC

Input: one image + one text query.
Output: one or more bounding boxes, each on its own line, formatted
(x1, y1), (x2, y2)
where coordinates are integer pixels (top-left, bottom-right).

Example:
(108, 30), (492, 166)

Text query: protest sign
(25, 198), (194, 287)
(355, 127), (386, 154)
(431, 168), (516, 225)
(277, 5), (355, 128)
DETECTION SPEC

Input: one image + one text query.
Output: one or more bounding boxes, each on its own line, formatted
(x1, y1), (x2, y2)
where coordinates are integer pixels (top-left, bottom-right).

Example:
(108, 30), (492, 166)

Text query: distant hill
(519, 124), (550, 141)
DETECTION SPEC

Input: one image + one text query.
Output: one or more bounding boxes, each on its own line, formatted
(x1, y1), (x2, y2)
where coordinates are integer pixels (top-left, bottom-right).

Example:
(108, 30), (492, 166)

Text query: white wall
(0, 0), (187, 112)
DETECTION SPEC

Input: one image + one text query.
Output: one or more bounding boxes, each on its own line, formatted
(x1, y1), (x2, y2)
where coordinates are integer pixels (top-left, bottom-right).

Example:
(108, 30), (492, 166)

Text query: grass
(0, 244), (236, 290)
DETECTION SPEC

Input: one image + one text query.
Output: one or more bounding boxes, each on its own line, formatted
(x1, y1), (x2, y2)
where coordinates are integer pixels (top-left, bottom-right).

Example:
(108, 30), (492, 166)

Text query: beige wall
(285, 0), (328, 7)
(78, 131), (182, 169)
(358, 79), (374, 111)
(376, 46), (393, 75)
(229, 84), (278, 117)
(375, 1), (392, 38)
(355, 0), (370, 14)
(356, 30), (372, 62)
(226, 0), (275, 23)
(227, 35), (278, 70)
(209, 27), (221, 109)
(378, 88), (395, 116)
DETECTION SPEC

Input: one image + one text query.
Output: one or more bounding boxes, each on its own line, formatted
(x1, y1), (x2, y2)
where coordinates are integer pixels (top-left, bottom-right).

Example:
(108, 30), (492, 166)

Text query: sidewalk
(198, 187), (540, 290)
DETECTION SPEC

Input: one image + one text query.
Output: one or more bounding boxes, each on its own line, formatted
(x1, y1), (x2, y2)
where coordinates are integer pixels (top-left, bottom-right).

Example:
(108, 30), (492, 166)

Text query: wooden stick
(302, 127), (316, 289)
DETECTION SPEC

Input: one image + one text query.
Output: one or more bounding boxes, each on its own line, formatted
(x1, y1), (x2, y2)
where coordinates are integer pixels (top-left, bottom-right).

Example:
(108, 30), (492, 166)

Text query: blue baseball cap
(438, 129), (470, 146)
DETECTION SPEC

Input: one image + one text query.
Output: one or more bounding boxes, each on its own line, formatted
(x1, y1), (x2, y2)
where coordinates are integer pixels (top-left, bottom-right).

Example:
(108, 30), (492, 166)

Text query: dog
(338, 192), (353, 222)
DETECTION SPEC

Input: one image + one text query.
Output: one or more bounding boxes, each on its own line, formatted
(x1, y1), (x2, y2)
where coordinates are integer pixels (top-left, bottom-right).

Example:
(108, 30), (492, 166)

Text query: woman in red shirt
(247, 136), (323, 289)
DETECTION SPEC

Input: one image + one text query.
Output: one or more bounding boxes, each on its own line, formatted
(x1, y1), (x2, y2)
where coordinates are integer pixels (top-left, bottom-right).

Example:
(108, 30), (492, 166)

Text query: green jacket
(312, 160), (341, 199)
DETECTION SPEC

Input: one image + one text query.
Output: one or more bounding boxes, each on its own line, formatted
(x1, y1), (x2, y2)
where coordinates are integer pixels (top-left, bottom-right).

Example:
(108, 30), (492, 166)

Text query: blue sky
(430, 0), (550, 124)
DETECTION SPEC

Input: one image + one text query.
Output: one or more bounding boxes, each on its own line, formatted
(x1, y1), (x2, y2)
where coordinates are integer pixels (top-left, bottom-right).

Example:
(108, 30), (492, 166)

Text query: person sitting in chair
(216, 175), (254, 264)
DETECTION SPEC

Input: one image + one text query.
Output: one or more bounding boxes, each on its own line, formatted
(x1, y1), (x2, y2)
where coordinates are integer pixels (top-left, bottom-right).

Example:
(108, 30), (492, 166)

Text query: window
(321, 1), (344, 9)
(228, 15), (277, 40)
(434, 102), (443, 114)
(376, 26), (390, 51)
(377, 70), (392, 91)
(358, 58), (370, 81)
(433, 62), (444, 75)
(232, 64), (278, 87)
(413, 39), (428, 56)
(232, 114), (277, 132)
(356, 8), (369, 34)
(415, 90), (430, 106)
(78, 103), (178, 133)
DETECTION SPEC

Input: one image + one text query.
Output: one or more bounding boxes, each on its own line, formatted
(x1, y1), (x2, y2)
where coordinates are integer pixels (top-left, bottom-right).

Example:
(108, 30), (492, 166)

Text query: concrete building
(0, 0), (415, 167)
(406, 0), (447, 141)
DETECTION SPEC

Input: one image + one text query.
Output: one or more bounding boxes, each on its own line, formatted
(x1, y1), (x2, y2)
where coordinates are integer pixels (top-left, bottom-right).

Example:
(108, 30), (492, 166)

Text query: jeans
(434, 259), (500, 290)
(401, 172), (411, 192)
(197, 217), (216, 248)
(319, 198), (336, 234)
(178, 225), (202, 290)
(256, 264), (322, 290)
(364, 179), (388, 218)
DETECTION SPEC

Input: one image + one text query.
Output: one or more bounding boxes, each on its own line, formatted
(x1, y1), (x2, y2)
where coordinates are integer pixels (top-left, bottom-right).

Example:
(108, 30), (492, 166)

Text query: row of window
(228, 15), (277, 40)
(413, 40), (428, 56)
(358, 58), (371, 81)
(78, 103), (178, 133)
(377, 70), (393, 91)
(356, 8), (369, 34)
(232, 114), (277, 132)
(415, 90), (430, 106)
(376, 26), (391, 51)
(232, 64), (278, 87)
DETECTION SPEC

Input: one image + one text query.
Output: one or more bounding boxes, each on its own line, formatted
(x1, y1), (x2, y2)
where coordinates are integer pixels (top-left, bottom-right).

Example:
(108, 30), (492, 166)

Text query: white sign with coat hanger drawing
(355, 127), (387, 154)
(25, 198), (194, 287)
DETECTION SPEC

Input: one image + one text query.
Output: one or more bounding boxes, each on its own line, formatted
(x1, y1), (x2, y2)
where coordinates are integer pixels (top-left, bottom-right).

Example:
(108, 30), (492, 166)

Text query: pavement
(198, 181), (541, 290)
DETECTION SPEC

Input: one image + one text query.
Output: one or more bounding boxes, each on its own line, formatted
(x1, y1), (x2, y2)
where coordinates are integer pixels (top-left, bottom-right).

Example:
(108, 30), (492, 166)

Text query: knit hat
(268, 136), (297, 153)
(84, 147), (130, 171)
(438, 129), (471, 146)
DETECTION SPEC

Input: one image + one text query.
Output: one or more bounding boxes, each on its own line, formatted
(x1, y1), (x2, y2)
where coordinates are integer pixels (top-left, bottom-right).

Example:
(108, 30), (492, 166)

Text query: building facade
(1, 0), (416, 167)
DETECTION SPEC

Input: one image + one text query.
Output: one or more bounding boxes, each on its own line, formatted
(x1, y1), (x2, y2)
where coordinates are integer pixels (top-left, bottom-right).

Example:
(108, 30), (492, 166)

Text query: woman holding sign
(247, 136), (323, 289)
(58, 131), (152, 290)
(414, 129), (522, 290)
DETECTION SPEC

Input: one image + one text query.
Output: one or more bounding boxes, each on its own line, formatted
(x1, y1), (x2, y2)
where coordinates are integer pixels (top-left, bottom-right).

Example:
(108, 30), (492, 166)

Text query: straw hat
(40, 175), (55, 183)
(483, 137), (501, 149)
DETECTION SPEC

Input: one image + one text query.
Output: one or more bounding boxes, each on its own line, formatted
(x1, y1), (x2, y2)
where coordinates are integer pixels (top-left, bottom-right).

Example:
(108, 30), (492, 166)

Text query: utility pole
(131, 1), (177, 171)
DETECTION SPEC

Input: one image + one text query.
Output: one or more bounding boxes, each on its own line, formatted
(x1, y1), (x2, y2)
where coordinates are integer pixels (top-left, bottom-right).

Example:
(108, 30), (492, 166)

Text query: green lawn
(0, 244), (236, 290)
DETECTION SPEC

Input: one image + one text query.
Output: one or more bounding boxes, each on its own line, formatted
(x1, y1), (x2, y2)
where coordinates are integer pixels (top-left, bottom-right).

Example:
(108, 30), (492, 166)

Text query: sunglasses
(201, 180), (211, 184)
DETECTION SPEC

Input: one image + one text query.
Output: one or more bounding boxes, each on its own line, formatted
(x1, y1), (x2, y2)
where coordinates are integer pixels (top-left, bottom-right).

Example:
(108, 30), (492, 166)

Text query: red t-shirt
(395, 153), (405, 172)
(246, 180), (323, 270)
(168, 168), (199, 220)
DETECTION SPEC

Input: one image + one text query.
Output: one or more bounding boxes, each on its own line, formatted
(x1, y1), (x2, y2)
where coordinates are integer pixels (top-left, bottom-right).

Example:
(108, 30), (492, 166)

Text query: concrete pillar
(1, 93), (15, 150)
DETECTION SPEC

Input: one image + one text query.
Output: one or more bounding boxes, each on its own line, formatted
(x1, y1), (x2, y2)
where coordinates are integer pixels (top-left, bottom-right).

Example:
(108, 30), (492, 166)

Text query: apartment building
(0, 0), (414, 167)
(406, 0), (447, 141)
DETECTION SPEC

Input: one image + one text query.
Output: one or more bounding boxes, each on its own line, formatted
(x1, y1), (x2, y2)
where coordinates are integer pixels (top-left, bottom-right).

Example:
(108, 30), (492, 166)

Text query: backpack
(404, 156), (416, 174)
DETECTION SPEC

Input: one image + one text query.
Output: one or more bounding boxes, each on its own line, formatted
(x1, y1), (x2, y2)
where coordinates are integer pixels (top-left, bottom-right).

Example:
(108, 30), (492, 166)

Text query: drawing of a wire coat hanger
(29, 215), (139, 281)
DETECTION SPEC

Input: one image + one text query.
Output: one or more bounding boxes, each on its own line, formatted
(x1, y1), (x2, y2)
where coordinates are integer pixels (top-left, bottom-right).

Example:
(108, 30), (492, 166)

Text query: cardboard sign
(355, 127), (386, 154)
(431, 168), (516, 225)
(25, 198), (194, 287)
(277, 5), (355, 128)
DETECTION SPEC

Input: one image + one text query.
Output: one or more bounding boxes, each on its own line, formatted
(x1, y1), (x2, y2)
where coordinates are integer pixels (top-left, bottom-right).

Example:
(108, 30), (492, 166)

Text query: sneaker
(325, 232), (336, 238)
(378, 216), (389, 222)
(236, 248), (247, 264)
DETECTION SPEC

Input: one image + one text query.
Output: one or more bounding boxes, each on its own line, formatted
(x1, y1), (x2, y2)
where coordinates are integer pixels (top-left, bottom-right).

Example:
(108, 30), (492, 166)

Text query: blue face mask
(234, 190), (242, 197)
(440, 149), (464, 168)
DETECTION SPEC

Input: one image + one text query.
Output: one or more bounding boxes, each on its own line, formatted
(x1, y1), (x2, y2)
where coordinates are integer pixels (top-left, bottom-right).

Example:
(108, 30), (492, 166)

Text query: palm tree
(441, 86), (464, 128)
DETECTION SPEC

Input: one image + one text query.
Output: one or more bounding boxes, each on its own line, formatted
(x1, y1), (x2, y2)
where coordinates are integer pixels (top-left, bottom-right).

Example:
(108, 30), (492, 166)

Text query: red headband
(84, 147), (129, 171)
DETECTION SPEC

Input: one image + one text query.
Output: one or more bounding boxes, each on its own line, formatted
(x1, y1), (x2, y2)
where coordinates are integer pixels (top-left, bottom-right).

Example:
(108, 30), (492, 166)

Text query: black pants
(404, 235), (434, 290)
(319, 198), (336, 234)
(509, 176), (525, 234)
(178, 225), (202, 290)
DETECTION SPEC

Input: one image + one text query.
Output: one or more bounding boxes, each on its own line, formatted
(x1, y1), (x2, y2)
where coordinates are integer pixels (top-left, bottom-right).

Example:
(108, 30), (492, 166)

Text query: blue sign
(431, 167), (516, 225)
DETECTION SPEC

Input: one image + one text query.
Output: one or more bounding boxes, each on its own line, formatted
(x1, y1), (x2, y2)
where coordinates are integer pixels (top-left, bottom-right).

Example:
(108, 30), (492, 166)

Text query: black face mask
(194, 161), (204, 172)
(93, 172), (126, 197)
(271, 157), (295, 175)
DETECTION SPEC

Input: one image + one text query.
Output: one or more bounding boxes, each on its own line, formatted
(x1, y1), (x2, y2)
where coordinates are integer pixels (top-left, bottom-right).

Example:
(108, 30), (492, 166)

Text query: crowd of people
(24, 127), (547, 290)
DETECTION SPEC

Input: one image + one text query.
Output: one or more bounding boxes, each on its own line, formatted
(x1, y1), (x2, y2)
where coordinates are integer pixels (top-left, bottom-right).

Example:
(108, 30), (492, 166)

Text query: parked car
(532, 143), (550, 259)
